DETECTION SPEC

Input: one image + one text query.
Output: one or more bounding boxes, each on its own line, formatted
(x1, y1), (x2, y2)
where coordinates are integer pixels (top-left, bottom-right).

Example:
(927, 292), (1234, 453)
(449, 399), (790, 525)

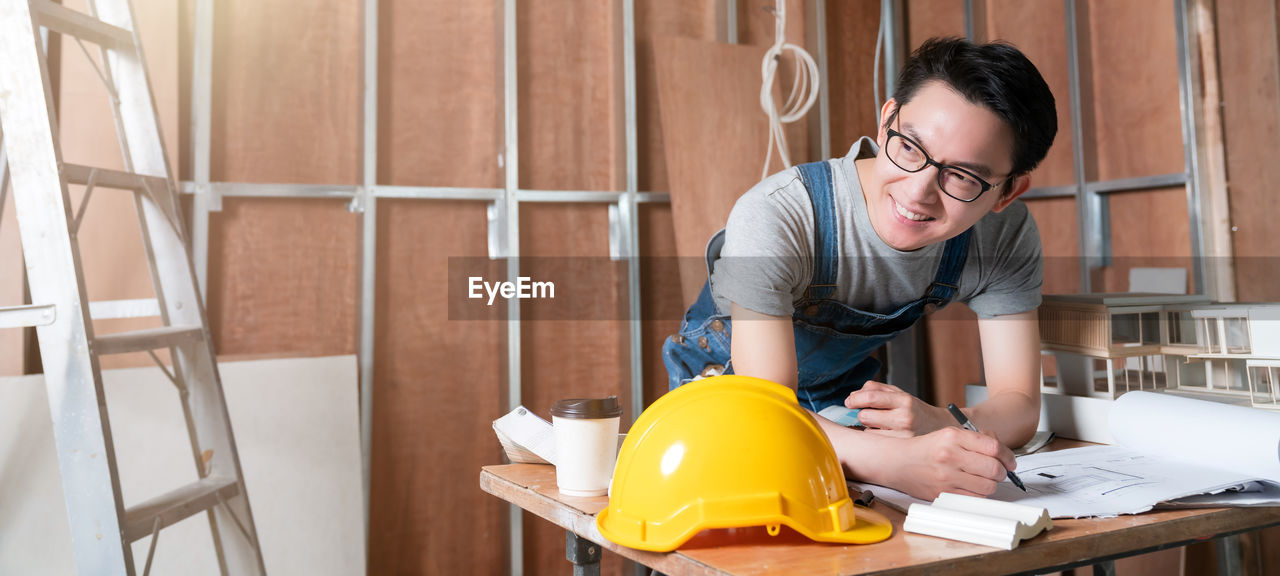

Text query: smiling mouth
(892, 197), (935, 222)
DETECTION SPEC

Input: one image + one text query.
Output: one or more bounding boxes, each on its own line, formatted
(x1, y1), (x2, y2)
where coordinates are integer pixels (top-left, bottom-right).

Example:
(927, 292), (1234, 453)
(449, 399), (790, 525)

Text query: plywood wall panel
(905, 0), (965, 50)
(518, 0), (620, 192)
(1101, 187), (1192, 293)
(381, 0), (500, 189)
(1025, 197), (1081, 295)
(369, 200), (505, 576)
(1086, 0), (1184, 182)
(210, 0), (358, 185)
(204, 0), (361, 359)
(518, 2), (632, 573)
(985, 0), (1074, 188)
(925, 304), (981, 410)
(826, 1), (883, 154)
(639, 203), (685, 406)
(636, 1), (717, 193)
(635, 1), (717, 412)
(205, 198), (357, 357)
(519, 204), (626, 575)
(1218, 0), (1280, 302)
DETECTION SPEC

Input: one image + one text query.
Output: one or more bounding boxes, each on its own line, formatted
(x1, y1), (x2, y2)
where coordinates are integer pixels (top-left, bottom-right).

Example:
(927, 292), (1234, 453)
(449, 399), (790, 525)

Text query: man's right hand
(851, 426), (1017, 501)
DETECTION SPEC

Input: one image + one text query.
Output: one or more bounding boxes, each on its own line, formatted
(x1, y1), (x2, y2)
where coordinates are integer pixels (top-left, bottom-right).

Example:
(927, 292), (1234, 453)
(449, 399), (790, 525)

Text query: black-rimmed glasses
(884, 128), (1009, 202)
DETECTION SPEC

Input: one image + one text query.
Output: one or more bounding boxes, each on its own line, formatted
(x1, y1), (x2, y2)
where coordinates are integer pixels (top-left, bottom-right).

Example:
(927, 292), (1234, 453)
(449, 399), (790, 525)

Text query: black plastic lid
(550, 396), (622, 419)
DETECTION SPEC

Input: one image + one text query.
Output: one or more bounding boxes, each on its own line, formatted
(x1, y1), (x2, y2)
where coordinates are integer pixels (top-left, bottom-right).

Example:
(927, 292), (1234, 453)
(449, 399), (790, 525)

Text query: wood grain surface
(1217, 0), (1280, 302)
(481, 451), (1280, 576)
(369, 200), (506, 575)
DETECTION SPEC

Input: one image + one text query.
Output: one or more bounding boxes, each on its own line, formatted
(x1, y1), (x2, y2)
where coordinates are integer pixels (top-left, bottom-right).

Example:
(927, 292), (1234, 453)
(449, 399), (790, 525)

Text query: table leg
(1092, 560), (1116, 576)
(1216, 534), (1242, 576)
(566, 531), (601, 576)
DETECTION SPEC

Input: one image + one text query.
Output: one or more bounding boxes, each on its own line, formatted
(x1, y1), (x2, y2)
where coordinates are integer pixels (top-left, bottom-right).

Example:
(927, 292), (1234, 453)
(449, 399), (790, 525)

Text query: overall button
(697, 336), (709, 350)
(671, 335), (685, 346)
(804, 305), (820, 317)
(710, 319), (724, 332)
(923, 302), (938, 315)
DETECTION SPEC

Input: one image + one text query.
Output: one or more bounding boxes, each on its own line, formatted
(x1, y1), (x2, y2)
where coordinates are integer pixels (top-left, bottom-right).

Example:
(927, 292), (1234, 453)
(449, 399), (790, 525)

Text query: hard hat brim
(595, 502), (894, 552)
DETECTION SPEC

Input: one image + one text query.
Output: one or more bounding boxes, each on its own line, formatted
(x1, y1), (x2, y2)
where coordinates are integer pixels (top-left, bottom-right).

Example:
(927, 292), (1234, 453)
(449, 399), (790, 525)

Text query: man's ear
(877, 98), (898, 146)
(991, 173), (1031, 213)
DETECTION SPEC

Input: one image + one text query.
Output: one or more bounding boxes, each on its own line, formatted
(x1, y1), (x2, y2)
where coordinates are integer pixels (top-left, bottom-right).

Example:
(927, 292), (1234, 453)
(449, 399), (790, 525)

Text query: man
(662, 37), (1057, 501)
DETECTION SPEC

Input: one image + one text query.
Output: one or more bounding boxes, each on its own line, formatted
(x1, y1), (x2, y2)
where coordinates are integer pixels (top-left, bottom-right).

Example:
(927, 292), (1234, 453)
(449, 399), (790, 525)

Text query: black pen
(946, 403), (1027, 492)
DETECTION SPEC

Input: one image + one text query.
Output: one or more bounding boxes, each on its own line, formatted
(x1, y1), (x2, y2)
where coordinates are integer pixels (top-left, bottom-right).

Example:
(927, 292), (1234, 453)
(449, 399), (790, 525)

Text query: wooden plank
(481, 460), (1280, 576)
(639, 202), (685, 406)
(1086, 0), (1184, 181)
(369, 200), (505, 575)
(1024, 197), (1080, 295)
(984, 0), (1075, 189)
(654, 37), (782, 307)
(636, 0), (720, 193)
(1218, 0), (1280, 302)
(517, 0), (629, 572)
(923, 304), (981, 411)
(1102, 187), (1193, 294)
(205, 198), (357, 358)
(825, 0), (882, 152)
(210, 0), (358, 185)
(905, 0), (965, 50)
(381, 0), (499, 189)
(370, 1), (505, 573)
(518, 203), (627, 576)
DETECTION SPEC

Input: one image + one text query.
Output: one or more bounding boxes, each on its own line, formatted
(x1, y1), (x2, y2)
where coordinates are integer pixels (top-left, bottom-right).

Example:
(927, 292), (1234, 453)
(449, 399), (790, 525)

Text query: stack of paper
(904, 493), (1052, 550)
(492, 406), (558, 465)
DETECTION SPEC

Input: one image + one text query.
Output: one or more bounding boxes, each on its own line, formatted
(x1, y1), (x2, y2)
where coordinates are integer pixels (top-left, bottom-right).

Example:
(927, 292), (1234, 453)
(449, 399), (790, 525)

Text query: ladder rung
(33, 0), (134, 51)
(0, 304), (56, 329)
(95, 325), (203, 355)
(124, 476), (239, 543)
(63, 163), (167, 192)
(89, 298), (160, 320)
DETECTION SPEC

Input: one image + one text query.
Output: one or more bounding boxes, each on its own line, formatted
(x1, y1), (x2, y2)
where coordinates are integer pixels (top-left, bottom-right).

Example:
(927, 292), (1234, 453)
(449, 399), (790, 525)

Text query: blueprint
(848, 391), (1280, 518)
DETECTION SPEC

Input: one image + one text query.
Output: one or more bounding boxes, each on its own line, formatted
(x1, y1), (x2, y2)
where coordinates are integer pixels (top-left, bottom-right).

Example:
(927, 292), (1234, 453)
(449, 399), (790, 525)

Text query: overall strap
(796, 161), (839, 301)
(925, 228), (973, 303)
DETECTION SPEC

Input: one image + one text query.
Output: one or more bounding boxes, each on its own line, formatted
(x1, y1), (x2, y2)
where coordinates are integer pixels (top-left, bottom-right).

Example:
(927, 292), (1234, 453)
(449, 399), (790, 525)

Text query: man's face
(863, 80), (1027, 252)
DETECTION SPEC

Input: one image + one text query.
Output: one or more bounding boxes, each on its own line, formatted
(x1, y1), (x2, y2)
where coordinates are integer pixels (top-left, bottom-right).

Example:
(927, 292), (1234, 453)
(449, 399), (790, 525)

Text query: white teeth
(894, 199), (932, 221)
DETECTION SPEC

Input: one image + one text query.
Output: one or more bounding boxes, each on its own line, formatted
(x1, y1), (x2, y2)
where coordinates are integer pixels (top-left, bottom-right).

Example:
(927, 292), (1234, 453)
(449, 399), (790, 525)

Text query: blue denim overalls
(661, 159), (972, 412)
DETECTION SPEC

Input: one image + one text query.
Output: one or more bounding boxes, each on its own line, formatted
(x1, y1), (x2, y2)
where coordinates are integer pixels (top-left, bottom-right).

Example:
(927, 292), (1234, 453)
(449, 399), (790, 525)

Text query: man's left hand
(844, 381), (951, 437)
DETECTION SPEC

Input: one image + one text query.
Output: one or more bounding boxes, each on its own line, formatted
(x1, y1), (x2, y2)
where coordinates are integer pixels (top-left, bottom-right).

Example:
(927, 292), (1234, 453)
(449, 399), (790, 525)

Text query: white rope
(760, 0), (820, 179)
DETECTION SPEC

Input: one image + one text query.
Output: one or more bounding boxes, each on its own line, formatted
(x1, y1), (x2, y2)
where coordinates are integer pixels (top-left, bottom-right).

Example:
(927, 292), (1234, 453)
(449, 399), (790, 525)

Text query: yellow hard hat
(597, 375), (892, 551)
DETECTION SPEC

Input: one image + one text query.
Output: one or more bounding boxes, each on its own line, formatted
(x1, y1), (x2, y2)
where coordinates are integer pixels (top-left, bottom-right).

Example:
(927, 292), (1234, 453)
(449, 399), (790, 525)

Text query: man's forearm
(815, 415), (894, 485)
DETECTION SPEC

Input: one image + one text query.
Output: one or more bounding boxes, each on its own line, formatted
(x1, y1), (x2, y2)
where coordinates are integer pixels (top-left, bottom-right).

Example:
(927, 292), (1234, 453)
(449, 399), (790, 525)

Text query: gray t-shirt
(710, 137), (1042, 319)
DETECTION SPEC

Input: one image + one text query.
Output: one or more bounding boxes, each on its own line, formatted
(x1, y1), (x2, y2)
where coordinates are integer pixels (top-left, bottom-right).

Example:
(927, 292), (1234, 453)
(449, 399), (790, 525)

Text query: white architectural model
(1038, 294), (1280, 410)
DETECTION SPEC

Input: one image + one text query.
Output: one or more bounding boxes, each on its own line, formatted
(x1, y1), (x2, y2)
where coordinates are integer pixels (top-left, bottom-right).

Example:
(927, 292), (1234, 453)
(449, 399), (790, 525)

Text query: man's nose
(902, 165), (942, 204)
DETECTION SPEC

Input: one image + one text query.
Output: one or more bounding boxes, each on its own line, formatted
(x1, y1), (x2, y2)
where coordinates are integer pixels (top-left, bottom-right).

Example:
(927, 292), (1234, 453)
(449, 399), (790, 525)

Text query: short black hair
(885, 37), (1058, 179)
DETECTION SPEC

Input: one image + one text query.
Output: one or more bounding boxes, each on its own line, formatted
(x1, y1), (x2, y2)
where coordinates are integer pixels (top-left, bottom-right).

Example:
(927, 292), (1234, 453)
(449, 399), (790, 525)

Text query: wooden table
(480, 462), (1280, 575)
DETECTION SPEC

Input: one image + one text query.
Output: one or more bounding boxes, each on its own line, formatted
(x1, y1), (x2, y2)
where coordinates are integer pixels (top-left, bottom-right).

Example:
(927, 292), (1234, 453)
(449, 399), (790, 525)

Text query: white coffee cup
(551, 397), (622, 497)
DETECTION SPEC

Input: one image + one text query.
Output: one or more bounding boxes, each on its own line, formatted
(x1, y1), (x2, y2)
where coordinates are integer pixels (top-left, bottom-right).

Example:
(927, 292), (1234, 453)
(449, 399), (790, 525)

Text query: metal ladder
(0, 0), (265, 574)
